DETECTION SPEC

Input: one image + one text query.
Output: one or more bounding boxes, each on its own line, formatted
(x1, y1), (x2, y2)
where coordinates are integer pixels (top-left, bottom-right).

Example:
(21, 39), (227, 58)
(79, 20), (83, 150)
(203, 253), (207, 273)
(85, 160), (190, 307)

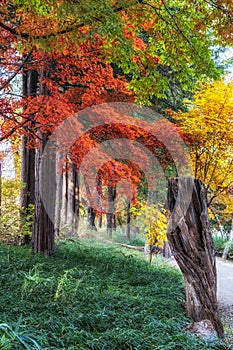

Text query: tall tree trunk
(98, 212), (102, 229)
(166, 177), (224, 337)
(83, 177), (97, 231)
(20, 137), (35, 215)
(54, 149), (63, 237)
(20, 67), (38, 237)
(125, 201), (130, 240)
(66, 162), (79, 236)
(61, 161), (68, 225)
(106, 186), (116, 237)
(87, 207), (97, 231)
(222, 213), (233, 260)
(32, 70), (55, 256)
(97, 179), (102, 229)
(33, 133), (55, 256)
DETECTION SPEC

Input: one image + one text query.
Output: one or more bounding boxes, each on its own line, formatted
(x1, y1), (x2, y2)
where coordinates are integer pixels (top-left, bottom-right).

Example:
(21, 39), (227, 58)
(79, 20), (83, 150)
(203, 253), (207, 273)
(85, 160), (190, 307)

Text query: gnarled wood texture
(167, 177), (224, 337)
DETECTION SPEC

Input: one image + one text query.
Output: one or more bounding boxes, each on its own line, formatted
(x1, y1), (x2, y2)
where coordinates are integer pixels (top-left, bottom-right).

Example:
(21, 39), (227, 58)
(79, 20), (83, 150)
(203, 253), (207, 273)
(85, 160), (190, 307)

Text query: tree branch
(0, 52), (32, 91)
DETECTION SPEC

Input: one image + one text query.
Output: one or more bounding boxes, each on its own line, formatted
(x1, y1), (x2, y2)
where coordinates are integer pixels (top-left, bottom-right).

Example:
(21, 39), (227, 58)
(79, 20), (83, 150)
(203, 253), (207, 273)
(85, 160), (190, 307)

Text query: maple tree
(0, 0), (233, 256)
(0, 0), (229, 106)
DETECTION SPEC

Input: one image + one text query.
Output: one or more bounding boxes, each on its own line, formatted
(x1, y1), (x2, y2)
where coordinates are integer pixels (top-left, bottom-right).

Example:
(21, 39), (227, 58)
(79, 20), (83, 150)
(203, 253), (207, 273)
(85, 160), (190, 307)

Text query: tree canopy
(171, 79), (233, 205)
(1, 0), (232, 106)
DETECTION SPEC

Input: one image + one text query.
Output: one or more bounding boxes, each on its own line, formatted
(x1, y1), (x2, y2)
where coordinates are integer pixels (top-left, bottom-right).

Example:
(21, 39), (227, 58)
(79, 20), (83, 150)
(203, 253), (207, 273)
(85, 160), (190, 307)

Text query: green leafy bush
(212, 236), (227, 255)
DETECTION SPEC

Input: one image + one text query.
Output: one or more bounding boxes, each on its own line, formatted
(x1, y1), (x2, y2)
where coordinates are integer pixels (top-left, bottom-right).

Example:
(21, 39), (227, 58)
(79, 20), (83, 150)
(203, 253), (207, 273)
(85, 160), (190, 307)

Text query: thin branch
(0, 52), (31, 91)
(0, 119), (28, 141)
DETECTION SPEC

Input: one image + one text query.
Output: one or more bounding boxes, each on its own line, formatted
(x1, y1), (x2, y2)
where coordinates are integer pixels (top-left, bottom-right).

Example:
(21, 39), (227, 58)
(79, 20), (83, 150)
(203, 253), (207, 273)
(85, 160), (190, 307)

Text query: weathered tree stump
(167, 177), (224, 337)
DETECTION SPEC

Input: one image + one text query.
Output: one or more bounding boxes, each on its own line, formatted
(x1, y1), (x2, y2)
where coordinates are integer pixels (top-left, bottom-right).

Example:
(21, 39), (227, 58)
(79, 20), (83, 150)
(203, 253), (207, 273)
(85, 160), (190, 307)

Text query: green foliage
(213, 236), (228, 254)
(0, 175), (34, 243)
(0, 178), (21, 243)
(0, 240), (230, 349)
(12, 0), (225, 104)
(20, 203), (35, 237)
(213, 236), (233, 257)
(0, 320), (41, 350)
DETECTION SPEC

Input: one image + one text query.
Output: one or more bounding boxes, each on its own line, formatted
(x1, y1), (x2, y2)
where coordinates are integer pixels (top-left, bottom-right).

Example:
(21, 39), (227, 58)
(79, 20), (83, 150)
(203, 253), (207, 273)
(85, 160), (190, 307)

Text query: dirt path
(216, 259), (233, 345)
(217, 259), (233, 306)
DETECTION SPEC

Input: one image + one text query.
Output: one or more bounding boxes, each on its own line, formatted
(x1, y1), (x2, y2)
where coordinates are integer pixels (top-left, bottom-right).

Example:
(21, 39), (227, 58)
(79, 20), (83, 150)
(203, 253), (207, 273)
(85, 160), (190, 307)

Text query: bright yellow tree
(132, 202), (167, 262)
(171, 79), (233, 206)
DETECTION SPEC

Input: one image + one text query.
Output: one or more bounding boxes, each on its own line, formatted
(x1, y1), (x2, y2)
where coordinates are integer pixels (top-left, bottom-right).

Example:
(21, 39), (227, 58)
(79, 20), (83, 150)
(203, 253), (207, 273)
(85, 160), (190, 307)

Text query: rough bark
(33, 133), (55, 256)
(20, 138), (35, 209)
(166, 177), (224, 337)
(32, 71), (55, 256)
(20, 67), (38, 235)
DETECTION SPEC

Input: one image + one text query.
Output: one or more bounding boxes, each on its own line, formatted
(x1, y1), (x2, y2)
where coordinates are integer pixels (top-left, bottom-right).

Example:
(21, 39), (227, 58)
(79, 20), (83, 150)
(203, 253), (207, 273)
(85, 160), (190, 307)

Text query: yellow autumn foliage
(132, 203), (167, 248)
(171, 79), (233, 204)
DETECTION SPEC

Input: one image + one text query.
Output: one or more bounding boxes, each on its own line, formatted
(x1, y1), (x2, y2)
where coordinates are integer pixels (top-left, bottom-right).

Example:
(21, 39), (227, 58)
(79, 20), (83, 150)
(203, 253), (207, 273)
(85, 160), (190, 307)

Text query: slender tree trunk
(106, 186), (116, 237)
(125, 201), (130, 240)
(222, 213), (233, 260)
(83, 176), (97, 231)
(210, 207), (225, 238)
(113, 214), (117, 231)
(167, 177), (224, 337)
(61, 161), (69, 224)
(87, 207), (97, 231)
(32, 70), (55, 256)
(106, 213), (112, 237)
(97, 179), (102, 229)
(20, 67), (38, 238)
(98, 212), (102, 229)
(33, 133), (55, 256)
(163, 241), (171, 258)
(83, 177), (97, 231)
(66, 162), (79, 236)
(54, 149), (63, 236)
(20, 137), (35, 210)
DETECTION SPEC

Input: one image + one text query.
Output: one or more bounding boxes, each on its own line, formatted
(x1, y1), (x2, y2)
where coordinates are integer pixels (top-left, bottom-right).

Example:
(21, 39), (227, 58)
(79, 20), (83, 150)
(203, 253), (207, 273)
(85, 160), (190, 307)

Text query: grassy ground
(0, 238), (230, 349)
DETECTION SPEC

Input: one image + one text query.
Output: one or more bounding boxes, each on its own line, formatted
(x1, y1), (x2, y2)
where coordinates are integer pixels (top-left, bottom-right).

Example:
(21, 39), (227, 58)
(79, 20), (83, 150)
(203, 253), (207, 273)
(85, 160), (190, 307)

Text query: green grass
(0, 239), (229, 349)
